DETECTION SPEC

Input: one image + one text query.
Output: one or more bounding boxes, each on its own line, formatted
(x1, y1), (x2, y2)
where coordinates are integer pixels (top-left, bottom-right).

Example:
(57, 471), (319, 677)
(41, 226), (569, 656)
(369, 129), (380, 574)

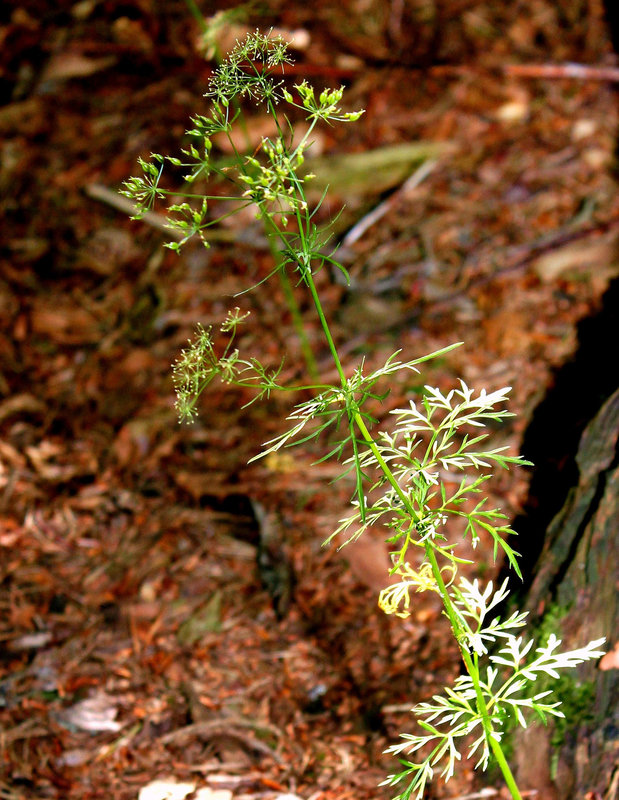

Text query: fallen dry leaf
(40, 52), (116, 82)
(339, 529), (392, 593)
(599, 640), (619, 671)
(57, 691), (123, 733)
(533, 234), (619, 283)
(30, 299), (102, 344)
(0, 393), (46, 424)
(138, 780), (198, 800)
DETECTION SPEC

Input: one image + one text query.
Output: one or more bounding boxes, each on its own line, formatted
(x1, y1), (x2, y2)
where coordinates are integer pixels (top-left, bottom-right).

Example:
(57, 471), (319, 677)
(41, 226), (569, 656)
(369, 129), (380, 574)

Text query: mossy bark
(513, 388), (619, 799)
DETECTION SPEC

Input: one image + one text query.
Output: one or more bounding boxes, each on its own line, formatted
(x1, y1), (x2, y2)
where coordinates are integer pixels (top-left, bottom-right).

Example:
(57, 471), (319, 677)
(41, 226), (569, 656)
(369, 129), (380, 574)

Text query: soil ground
(1, 2), (618, 798)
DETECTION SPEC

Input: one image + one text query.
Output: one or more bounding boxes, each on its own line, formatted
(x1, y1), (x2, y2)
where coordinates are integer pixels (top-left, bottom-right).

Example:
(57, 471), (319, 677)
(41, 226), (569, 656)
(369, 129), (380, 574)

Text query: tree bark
(513, 388), (619, 799)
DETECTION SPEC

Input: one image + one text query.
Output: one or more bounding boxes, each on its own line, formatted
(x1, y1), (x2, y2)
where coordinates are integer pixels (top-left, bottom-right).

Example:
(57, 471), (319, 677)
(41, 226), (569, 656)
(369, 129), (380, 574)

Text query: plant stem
(277, 265), (319, 379)
(488, 736), (523, 800)
(183, 0), (208, 32)
(263, 218), (319, 380)
(183, 0), (253, 149)
(303, 269), (347, 386)
(151, 31), (530, 795)
(424, 547), (522, 800)
(319, 335), (523, 800)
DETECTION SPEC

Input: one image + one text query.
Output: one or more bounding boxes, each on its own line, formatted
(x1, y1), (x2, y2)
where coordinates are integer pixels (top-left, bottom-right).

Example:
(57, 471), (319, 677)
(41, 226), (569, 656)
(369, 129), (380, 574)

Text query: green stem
(264, 213), (342, 386)
(268, 204), (522, 796)
(303, 269), (347, 386)
(488, 734), (523, 800)
(277, 266), (319, 380)
(350, 400), (523, 800)
(183, 0), (208, 32)
(271, 216), (522, 799)
(182, 0), (251, 149)
(423, 547), (522, 799)
(263, 218), (319, 380)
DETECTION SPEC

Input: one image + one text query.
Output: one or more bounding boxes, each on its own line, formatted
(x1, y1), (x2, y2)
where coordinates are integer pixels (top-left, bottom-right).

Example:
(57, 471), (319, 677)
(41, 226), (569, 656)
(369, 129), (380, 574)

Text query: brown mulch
(1, 1), (617, 798)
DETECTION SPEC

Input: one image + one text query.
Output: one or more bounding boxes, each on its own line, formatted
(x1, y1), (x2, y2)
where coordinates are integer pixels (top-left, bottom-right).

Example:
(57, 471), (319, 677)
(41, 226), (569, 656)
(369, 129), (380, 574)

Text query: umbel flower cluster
(123, 31), (605, 800)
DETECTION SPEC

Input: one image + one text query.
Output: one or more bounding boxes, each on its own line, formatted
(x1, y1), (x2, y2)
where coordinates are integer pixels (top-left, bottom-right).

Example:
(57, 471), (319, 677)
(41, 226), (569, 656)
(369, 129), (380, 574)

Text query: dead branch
(84, 183), (183, 240)
(505, 63), (619, 83)
(85, 182), (269, 248)
(159, 716), (284, 763)
(427, 211), (619, 314)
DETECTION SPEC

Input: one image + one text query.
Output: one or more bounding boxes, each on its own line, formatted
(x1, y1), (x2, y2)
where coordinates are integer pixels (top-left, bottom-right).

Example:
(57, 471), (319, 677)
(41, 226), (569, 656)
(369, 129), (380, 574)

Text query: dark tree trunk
(514, 389), (618, 799)
(508, 280), (619, 799)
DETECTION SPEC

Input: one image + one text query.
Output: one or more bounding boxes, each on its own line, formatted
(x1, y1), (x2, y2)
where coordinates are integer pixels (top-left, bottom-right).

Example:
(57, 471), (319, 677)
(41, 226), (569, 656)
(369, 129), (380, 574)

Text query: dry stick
(419, 62), (619, 83)
(426, 211), (619, 315)
(445, 791), (539, 799)
(194, 59), (619, 84)
(504, 63), (619, 82)
(84, 183), (183, 239)
(84, 183), (269, 248)
(159, 717), (284, 763)
(337, 212), (619, 338)
(341, 159), (438, 249)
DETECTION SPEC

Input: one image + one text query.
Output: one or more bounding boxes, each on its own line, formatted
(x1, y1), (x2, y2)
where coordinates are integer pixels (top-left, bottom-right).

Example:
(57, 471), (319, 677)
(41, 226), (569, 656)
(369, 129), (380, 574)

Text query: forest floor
(1, 1), (618, 799)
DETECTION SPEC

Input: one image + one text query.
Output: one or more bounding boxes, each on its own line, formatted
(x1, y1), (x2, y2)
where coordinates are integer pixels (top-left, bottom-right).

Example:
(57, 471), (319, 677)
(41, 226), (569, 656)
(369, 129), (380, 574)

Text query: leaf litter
(1, 1), (618, 798)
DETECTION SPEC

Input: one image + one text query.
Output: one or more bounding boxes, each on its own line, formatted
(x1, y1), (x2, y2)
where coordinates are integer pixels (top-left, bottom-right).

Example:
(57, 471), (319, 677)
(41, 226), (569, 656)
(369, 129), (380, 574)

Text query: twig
(444, 789), (538, 799)
(159, 717), (284, 763)
(0, 718), (51, 745)
(341, 159), (438, 249)
(505, 63), (619, 83)
(84, 183), (269, 248)
(427, 211), (619, 314)
(84, 183), (183, 239)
